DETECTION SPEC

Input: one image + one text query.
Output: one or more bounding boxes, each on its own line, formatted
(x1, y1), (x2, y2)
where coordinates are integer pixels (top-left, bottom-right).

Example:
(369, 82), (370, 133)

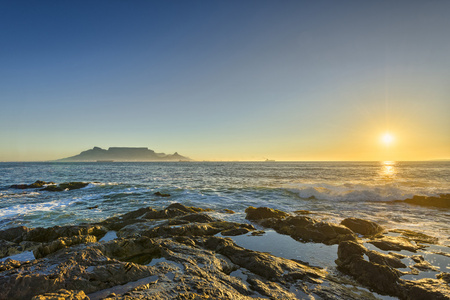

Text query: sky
(1, 0), (449, 161)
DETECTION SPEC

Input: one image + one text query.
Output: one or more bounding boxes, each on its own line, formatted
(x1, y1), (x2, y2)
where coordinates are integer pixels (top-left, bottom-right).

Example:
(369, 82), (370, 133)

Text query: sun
(381, 133), (394, 146)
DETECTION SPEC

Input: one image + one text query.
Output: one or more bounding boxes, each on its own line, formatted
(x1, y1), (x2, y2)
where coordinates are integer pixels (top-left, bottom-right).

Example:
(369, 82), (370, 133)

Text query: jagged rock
(221, 228), (252, 236)
(1, 203), (446, 300)
(410, 256), (440, 272)
(249, 213), (358, 245)
(32, 289), (89, 300)
(245, 206), (289, 220)
(399, 194), (450, 208)
(437, 272), (450, 284)
(366, 250), (407, 268)
(140, 221), (255, 238)
(34, 235), (98, 259)
(335, 241), (402, 295)
(10, 181), (55, 189)
(400, 278), (450, 300)
(0, 226), (31, 243)
(0, 239), (40, 259)
(368, 235), (418, 252)
(340, 217), (384, 236)
(23, 225), (108, 243)
(41, 182), (89, 192)
(0, 246), (155, 299)
(335, 240), (450, 299)
(390, 229), (439, 245)
(154, 191), (170, 197)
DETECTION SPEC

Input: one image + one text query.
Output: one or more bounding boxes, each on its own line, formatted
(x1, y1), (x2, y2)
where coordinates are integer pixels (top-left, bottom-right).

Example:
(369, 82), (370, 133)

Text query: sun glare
(381, 133), (394, 146)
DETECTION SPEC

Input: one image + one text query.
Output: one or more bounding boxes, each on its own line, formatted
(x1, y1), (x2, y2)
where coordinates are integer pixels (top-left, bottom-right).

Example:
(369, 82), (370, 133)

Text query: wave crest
(285, 183), (443, 202)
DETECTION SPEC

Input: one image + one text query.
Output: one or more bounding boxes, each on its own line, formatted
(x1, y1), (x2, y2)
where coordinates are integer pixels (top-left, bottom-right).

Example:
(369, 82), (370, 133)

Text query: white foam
(285, 182), (443, 202)
(0, 194), (100, 218)
(86, 182), (120, 188)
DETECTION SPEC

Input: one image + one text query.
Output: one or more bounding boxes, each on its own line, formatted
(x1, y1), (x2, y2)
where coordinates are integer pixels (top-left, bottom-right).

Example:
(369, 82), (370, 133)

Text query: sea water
(0, 161), (449, 247)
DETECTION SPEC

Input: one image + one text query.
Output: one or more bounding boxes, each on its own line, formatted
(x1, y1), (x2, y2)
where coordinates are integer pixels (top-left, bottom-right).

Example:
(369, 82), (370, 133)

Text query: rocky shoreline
(1, 183), (449, 299)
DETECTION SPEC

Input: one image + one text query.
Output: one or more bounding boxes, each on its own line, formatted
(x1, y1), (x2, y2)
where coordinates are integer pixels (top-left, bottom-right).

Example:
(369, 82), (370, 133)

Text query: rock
(140, 222), (255, 239)
(245, 206), (289, 220)
(390, 229), (439, 245)
(368, 235), (418, 252)
(400, 278), (450, 300)
(222, 209), (235, 214)
(41, 182), (89, 192)
(254, 214), (358, 245)
(0, 239), (40, 259)
(366, 250), (407, 268)
(32, 289), (89, 300)
(336, 240), (450, 299)
(437, 272), (450, 284)
(340, 217), (384, 236)
(410, 255), (440, 271)
(221, 228), (252, 236)
(10, 181), (55, 189)
(87, 205), (98, 209)
(0, 226), (32, 243)
(23, 225), (108, 243)
(335, 241), (401, 296)
(34, 235), (98, 259)
(399, 194), (450, 208)
(154, 191), (170, 197)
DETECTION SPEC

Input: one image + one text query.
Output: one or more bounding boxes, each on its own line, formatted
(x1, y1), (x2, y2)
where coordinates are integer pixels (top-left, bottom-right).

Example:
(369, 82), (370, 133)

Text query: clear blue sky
(1, 0), (449, 161)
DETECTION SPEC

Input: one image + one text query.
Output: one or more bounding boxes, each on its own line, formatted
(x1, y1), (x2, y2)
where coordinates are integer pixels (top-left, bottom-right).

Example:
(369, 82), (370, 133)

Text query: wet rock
(336, 240), (450, 299)
(368, 235), (418, 252)
(335, 241), (401, 295)
(401, 278), (450, 300)
(399, 194), (450, 208)
(197, 236), (326, 282)
(437, 272), (450, 284)
(140, 221), (255, 239)
(31, 289), (89, 300)
(87, 205), (98, 210)
(290, 221), (357, 245)
(0, 246), (155, 299)
(99, 204), (215, 231)
(410, 256), (440, 272)
(222, 209), (235, 214)
(390, 229), (439, 245)
(366, 250), (407, 268)
(34, 235), (98, 259)
(389, 252), (408, 259)
(0, 239), (40, 259)
(247, 277), (298, 299)
(0, 226), (32, 243)
(294, 209), (312, 215)
(10, 181), (55, 189)
(41, 182), (89, 192)
(340, 217), (384, 236)
(221, 228), (252, 236)
(254, 214), (358, 245)
(24, 225), (108, 243)
(154, 191), (170, 197)
(245, 206), (289, 220)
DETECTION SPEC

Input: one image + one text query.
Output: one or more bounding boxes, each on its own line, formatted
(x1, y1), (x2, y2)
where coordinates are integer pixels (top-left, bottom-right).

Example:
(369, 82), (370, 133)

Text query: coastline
(1, 199), (449, 299)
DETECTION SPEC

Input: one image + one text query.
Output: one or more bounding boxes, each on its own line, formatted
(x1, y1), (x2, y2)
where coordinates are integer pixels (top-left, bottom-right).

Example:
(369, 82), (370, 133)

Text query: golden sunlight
(381, 133), (394, 146)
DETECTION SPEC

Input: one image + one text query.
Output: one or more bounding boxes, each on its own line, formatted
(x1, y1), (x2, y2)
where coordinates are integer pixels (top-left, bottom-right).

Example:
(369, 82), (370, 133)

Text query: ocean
(0, 161), (449, 246)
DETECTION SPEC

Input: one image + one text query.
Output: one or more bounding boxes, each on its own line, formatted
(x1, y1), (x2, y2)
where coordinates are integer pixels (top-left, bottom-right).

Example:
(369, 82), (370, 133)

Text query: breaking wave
(285, 182), (446, 202)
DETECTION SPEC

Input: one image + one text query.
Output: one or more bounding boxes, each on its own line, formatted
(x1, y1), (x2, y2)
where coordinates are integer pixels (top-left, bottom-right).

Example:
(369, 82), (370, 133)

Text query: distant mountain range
(56, 147), (191, 162)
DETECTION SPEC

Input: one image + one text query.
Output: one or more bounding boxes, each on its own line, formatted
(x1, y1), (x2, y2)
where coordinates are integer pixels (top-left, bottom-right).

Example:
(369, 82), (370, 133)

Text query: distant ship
(265, 159), (275, 162)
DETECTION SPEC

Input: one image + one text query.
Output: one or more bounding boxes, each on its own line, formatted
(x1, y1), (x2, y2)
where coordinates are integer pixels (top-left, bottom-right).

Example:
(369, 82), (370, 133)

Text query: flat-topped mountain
(56, 147), (191, 162)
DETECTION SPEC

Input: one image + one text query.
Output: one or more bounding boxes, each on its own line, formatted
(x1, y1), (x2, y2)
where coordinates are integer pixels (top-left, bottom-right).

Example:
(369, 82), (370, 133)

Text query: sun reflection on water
(380, 161), (397, 178)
